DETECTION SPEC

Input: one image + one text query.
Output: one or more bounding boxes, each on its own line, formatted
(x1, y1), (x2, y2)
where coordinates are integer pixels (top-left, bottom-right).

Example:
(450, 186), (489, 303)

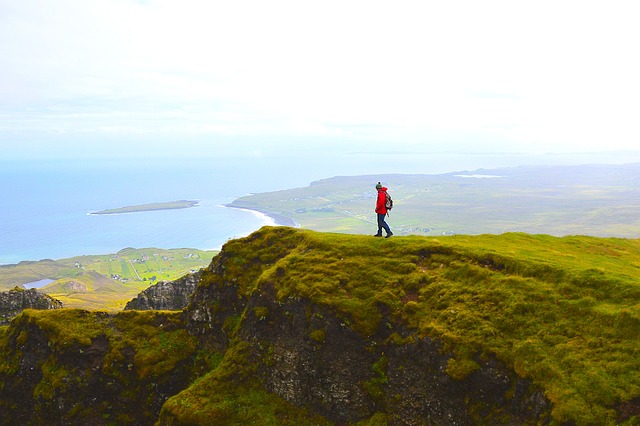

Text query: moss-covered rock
(0, 287), (62, 325)
(124, 271), (201, 311)
(0, 309), (196, 425)
(2, 227), (640, 424)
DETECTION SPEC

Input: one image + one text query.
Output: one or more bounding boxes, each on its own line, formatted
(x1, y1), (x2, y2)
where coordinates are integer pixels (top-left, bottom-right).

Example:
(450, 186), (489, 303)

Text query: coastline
(225, 204), (298, 228)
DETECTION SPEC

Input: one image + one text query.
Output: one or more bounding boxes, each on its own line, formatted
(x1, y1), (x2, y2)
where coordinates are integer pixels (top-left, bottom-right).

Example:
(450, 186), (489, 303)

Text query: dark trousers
(377, 213), (391, 235)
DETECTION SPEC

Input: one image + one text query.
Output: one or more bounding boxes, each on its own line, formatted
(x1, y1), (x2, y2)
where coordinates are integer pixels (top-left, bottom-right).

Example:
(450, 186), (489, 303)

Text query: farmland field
(0, 247), (216, 310)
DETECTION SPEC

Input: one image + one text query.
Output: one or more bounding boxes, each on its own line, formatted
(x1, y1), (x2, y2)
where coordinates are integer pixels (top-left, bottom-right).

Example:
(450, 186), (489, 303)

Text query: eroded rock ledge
(124, 271), (201, 311)
(0, 287), (63, 325)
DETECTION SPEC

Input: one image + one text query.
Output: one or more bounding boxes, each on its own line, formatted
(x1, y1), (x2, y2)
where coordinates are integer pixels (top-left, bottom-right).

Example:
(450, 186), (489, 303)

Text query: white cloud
(1, 0), (639, 158)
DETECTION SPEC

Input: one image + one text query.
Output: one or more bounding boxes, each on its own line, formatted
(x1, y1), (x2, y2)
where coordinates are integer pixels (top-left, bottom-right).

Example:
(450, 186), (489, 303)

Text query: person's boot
(385, 232), (393, 238)
(374, 232), (382, 237)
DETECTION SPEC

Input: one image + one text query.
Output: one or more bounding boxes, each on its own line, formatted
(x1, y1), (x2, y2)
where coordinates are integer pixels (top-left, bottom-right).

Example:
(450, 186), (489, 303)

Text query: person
(374, 182), (393, 238)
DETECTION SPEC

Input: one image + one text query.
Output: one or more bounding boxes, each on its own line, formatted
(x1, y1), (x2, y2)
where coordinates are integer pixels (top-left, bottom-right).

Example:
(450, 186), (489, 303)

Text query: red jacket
(376, 187), (388, 214)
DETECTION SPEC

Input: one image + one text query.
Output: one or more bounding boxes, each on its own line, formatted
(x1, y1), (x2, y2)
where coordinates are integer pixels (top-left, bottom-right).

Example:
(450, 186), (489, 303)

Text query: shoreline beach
(225, 205), (298, 228)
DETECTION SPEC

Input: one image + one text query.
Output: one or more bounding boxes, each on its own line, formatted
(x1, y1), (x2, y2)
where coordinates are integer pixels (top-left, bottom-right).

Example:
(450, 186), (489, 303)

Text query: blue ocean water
(0, 156), (315, 264)
(3, 152), (409, 264)
(2, 150), (636, 265)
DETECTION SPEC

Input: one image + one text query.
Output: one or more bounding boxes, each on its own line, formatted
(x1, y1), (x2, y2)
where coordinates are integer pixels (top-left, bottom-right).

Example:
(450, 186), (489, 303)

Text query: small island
(91, 200), (199, 215)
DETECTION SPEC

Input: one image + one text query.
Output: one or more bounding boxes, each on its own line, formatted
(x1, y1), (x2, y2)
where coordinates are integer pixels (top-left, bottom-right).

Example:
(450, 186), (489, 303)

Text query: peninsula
(91, 200), (199, 215)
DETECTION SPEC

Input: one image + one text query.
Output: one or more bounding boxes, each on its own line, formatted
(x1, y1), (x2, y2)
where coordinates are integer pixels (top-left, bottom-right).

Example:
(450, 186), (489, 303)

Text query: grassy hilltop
(173, 227), (638, 424)
(2, 227), (637, 424)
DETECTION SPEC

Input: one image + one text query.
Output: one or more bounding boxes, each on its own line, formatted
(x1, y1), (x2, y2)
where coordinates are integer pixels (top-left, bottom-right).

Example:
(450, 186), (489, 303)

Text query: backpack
(384, 191), (393, 211)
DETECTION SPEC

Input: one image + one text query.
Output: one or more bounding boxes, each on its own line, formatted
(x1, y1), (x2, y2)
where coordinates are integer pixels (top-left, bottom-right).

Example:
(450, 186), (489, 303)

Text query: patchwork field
(0, 247), (216, 310)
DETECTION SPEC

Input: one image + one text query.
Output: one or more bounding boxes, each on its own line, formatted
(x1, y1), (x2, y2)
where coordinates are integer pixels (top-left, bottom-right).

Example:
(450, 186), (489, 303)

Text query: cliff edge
(1, 227), (639, 425)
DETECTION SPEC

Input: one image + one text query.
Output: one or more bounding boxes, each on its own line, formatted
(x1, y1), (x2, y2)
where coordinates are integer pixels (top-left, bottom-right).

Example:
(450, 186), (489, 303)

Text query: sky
(1, 0), (639, 160)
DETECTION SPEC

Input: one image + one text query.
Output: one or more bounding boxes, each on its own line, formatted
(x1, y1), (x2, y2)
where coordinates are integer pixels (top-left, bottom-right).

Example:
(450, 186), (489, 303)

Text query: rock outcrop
(0, 310), (195, 425)
(124, 271), (201, 311)
(0, 287), (63, 325)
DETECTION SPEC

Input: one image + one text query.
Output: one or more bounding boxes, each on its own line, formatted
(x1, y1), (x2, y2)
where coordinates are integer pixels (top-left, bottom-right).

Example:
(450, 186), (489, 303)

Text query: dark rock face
(0, 311), (194, 426)
(185, 256), (246, 352)
(0, 287), (63, 325)
(124, 271), (201, 311)
(224, 284), (552, 425)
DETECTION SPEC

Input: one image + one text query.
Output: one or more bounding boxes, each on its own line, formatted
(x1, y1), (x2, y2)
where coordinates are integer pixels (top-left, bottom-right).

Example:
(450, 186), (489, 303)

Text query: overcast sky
(1, 0), (639, 160)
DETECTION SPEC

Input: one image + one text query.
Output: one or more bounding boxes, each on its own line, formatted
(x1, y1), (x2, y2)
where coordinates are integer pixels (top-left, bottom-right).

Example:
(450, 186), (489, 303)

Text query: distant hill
(229, 163), (640, 238)
(41, 271), (137, 310)
(43, 271), (124, 293)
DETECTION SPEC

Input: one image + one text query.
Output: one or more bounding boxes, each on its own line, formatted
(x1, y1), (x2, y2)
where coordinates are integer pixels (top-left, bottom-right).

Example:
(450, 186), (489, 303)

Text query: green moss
(309, 328), (326, 343)
(33, 356), (69, 399)
(163, 380), (331, 425)
(253, 306), (269, 320)
(111, 310), (197, 379)
(363, 356), (388, 402)
(192, 349), (224, 379)
(20, 308), (108, 349)
(223, 314), (242, 334)
(386, 332), (411, 346)
(355, 412), (388, 425)
(0, 346), (20, 377)
(446, 356), (481, 381)
(15, 330), (28, 346)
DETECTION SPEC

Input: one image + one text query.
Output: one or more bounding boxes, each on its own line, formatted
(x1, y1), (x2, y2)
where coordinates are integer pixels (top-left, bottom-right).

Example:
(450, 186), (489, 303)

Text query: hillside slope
(1, 227), (639, 425)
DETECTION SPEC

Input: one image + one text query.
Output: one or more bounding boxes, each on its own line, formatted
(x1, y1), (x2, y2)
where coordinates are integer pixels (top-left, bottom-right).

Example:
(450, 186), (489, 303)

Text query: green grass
(192, 226), (640, 424)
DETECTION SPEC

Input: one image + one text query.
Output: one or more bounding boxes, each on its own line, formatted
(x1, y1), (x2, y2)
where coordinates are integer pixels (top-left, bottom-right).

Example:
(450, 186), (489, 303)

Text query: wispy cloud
(1, 0), (639, 158)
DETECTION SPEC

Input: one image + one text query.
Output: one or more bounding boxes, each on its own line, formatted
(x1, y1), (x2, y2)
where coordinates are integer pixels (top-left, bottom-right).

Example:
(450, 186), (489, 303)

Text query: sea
(2, 150), (638, 265)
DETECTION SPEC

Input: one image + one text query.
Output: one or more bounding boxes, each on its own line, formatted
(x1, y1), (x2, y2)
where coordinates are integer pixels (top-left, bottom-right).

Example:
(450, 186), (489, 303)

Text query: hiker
(374, 182), (393, 238)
